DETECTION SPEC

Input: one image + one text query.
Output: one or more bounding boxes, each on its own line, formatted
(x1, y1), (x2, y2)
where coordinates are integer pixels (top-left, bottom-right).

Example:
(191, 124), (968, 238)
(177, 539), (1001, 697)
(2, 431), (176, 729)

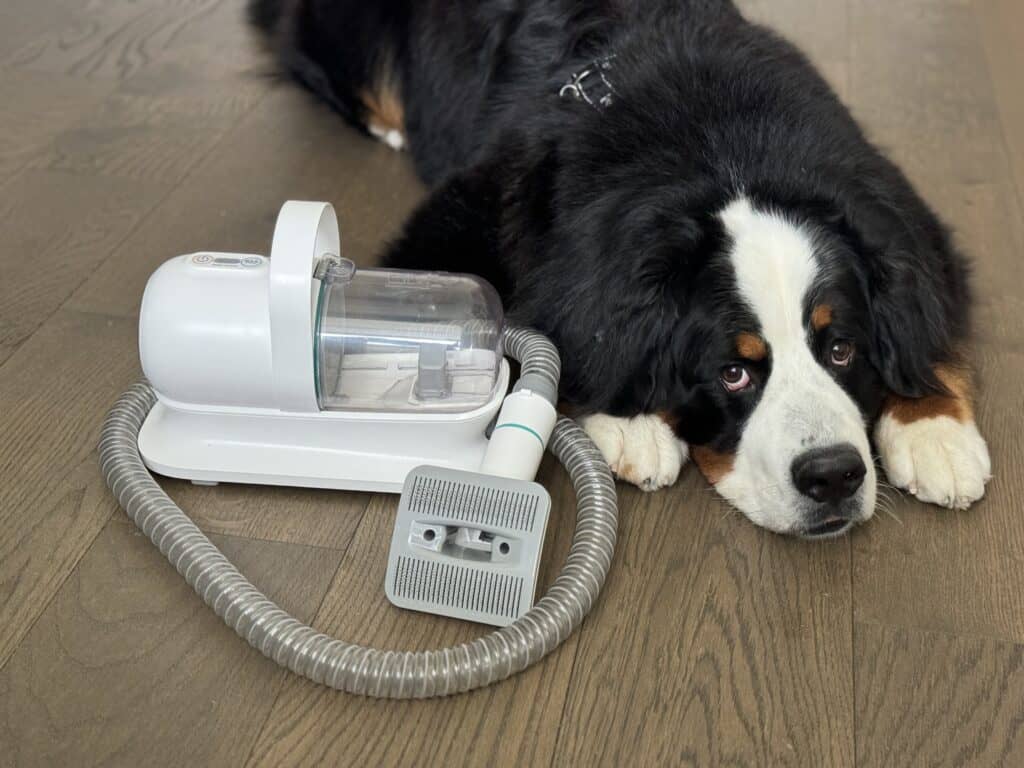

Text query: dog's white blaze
(717, 197), (876, 533)
(721, 198), (817, 353)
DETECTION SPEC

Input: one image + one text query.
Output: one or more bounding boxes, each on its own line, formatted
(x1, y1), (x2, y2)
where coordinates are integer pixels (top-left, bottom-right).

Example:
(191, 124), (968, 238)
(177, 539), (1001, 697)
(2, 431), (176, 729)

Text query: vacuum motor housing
(140, 208), (504, 415)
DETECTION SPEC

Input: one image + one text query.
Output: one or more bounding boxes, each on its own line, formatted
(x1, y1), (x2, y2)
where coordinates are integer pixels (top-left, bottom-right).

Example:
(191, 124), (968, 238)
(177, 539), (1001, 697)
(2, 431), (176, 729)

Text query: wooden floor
(1, 1), (1022, 765)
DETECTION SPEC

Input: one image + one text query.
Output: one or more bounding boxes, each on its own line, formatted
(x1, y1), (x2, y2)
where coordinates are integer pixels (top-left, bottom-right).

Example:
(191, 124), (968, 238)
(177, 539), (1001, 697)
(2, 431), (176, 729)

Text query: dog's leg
(581, 414), (688, 492)
(874, 363), (991, 509)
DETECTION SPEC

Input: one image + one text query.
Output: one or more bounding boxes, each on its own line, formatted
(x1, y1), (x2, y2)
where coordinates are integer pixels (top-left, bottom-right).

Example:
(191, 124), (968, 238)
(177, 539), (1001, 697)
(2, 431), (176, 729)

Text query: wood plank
(145, 480), (375, 552)
(25, 83), (264, 184)
(0, 1), (79, 58)
(855, 621), (1024, 766)
(19, 4), (267, 186)
(923, 181), (1024, 344)
(849, 0), (1010, 188)
(845, 93), (1024, 648)
(66, 85), (424, 319)
(848, 0), (1024, 650)
(0, 520), (342, 767)
(0, 310), (141, 667)
(973, 0), (1024, 205)
(3, 0), (224, 82)
(853, 343), (1024, 643)
(245, 455), (582, 767)
(551, 472), (855, 767)
(0, 69), (113, 183)
(0, 169), (170, 364)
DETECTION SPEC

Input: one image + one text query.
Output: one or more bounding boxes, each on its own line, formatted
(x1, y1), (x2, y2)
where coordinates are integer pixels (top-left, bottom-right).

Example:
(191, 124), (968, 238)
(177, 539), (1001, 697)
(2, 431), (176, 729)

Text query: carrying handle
(269, 201), (340, 412)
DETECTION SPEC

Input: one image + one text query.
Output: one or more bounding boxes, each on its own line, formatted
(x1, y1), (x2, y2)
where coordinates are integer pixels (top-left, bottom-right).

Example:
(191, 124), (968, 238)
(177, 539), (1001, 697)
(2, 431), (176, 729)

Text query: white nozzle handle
(480, 389), (558, 481)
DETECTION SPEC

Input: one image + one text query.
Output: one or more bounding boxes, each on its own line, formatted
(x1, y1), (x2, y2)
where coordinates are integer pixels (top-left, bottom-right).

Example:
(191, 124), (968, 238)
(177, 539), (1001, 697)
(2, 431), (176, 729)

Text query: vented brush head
(386, 465), (551, 626)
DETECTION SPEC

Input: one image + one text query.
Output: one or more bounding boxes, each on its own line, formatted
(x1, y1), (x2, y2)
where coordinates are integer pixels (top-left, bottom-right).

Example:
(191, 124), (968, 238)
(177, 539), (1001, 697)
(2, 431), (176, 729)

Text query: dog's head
(505, 149), (966, 539)
(497, 27), (968, 537)
(677, 195), (885, 538)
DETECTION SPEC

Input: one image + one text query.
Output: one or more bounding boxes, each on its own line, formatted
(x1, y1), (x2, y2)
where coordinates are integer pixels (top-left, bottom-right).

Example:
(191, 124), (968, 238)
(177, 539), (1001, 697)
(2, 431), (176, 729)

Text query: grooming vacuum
(100, 202), (616, 695)
(138, 201), (552, 493)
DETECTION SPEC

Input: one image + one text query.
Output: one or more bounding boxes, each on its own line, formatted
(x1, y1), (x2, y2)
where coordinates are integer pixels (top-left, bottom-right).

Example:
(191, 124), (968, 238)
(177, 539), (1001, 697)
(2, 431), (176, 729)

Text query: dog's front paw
(581, 413), (686, 491)
(875, 414), (992, 510)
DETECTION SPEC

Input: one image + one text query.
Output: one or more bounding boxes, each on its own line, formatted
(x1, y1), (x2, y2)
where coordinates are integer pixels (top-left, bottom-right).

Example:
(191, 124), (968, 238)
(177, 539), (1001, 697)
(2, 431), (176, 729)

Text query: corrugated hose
(98, 326), (617, 698)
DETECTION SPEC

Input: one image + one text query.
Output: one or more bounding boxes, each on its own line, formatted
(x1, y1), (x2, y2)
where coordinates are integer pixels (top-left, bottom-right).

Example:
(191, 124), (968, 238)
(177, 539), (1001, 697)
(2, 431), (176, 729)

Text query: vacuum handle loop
(269, 201), (340, 412)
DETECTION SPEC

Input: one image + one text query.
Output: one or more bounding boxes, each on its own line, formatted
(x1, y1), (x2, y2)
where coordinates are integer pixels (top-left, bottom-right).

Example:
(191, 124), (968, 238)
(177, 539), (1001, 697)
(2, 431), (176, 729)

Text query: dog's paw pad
(581, 414), (686, 492)
(875, 414), (991, 510)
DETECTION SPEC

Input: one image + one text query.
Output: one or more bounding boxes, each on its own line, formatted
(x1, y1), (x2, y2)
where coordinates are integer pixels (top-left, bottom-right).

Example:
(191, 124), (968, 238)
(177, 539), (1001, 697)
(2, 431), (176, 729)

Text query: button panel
(191, 253), (265, 268)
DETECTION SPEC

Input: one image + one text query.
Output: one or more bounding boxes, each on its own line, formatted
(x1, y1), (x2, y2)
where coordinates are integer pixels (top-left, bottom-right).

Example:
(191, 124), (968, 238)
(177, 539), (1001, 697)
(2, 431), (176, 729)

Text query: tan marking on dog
(359, 78), (404, 135)
(811, 303), (833, 331)
(884, 363), (974, 424)
(658, 410), (679, 430)
(735, 333), (767, 361)
(691, 446), (736, 485)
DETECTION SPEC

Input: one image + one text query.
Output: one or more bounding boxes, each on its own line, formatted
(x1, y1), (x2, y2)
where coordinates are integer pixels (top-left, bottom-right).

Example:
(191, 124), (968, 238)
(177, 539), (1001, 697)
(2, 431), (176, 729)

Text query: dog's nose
(791, 444), (866, 504)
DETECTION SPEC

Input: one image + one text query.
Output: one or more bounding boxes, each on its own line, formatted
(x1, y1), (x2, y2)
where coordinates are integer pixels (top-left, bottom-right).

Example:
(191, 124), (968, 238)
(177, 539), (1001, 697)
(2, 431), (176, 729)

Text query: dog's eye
(720, 365), (751, 392)
(829, 340), (855, 367)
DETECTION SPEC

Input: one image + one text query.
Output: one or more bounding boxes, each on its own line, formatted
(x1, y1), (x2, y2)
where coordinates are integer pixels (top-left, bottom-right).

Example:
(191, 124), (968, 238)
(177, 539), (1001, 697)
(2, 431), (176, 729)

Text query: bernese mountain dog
(249, 0), (991, 538)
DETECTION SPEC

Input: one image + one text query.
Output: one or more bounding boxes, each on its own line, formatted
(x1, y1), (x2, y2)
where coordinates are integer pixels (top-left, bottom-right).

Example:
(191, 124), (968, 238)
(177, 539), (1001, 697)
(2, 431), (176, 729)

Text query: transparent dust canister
(314, 258), (504, 412)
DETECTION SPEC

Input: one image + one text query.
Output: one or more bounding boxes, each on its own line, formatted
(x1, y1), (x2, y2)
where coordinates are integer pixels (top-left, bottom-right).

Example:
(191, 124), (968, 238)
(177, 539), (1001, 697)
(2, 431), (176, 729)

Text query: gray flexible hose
(98, 326), (617, 698)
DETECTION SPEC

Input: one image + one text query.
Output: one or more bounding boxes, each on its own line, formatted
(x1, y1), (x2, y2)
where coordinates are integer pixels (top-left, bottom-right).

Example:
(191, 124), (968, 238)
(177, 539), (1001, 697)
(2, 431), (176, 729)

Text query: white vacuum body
(137, 201), (520, 493)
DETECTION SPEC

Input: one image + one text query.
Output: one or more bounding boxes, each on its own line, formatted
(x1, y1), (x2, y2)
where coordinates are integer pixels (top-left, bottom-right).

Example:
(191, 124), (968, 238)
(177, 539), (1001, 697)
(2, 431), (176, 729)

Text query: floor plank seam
(853, 616), (1024, 650)
(546, 613), (590, 767)
(849, 534), (859, 768)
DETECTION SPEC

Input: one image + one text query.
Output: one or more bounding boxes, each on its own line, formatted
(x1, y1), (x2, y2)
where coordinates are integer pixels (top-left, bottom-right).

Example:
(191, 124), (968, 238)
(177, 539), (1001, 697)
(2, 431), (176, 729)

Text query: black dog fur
(249, 0), (970, 453)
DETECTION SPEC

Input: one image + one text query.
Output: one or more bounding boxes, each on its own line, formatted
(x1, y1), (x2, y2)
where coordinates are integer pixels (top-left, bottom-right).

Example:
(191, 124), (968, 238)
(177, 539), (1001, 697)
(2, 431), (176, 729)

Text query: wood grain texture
(3, 0), (224, 82)
(918, 181), (1024, 346)
(66, 86), (424, 319)
(552, 473), (855, 768)
(973, 0), (1024, 206)
(849, 0), (1010, 188)
(244, 456), (582, 768)
(853, 344), (1024, 643)
(149, 480), (374, 550)
(0, 521), (342, 768)
(0, 1), (79, 58)
(26, 87), (260, 184)
(0, 69), (112, 181)
(855, 621), (1024, 767)
(847, 0), (1024, 647)
(0, 169), (169, 364)
(0, 311), (140, 667)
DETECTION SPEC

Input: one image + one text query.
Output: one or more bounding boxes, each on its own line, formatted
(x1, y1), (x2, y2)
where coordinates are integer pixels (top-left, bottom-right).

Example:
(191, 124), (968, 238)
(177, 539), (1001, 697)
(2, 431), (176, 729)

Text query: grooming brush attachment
(386, 465), (551, 626)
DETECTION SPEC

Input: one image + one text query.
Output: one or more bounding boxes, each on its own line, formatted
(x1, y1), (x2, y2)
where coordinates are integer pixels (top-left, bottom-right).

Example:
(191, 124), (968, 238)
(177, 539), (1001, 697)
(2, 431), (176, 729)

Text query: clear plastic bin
(314, 258), (504, 413)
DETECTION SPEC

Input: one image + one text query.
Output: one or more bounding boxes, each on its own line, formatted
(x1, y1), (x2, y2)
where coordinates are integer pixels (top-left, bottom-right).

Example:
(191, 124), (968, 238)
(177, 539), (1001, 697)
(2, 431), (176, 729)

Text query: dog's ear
(838, 186), (969, 397)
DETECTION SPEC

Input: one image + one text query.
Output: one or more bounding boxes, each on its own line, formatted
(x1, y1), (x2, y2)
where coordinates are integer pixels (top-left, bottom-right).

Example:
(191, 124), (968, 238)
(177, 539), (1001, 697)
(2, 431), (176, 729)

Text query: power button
(192, 254), (213, 265)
